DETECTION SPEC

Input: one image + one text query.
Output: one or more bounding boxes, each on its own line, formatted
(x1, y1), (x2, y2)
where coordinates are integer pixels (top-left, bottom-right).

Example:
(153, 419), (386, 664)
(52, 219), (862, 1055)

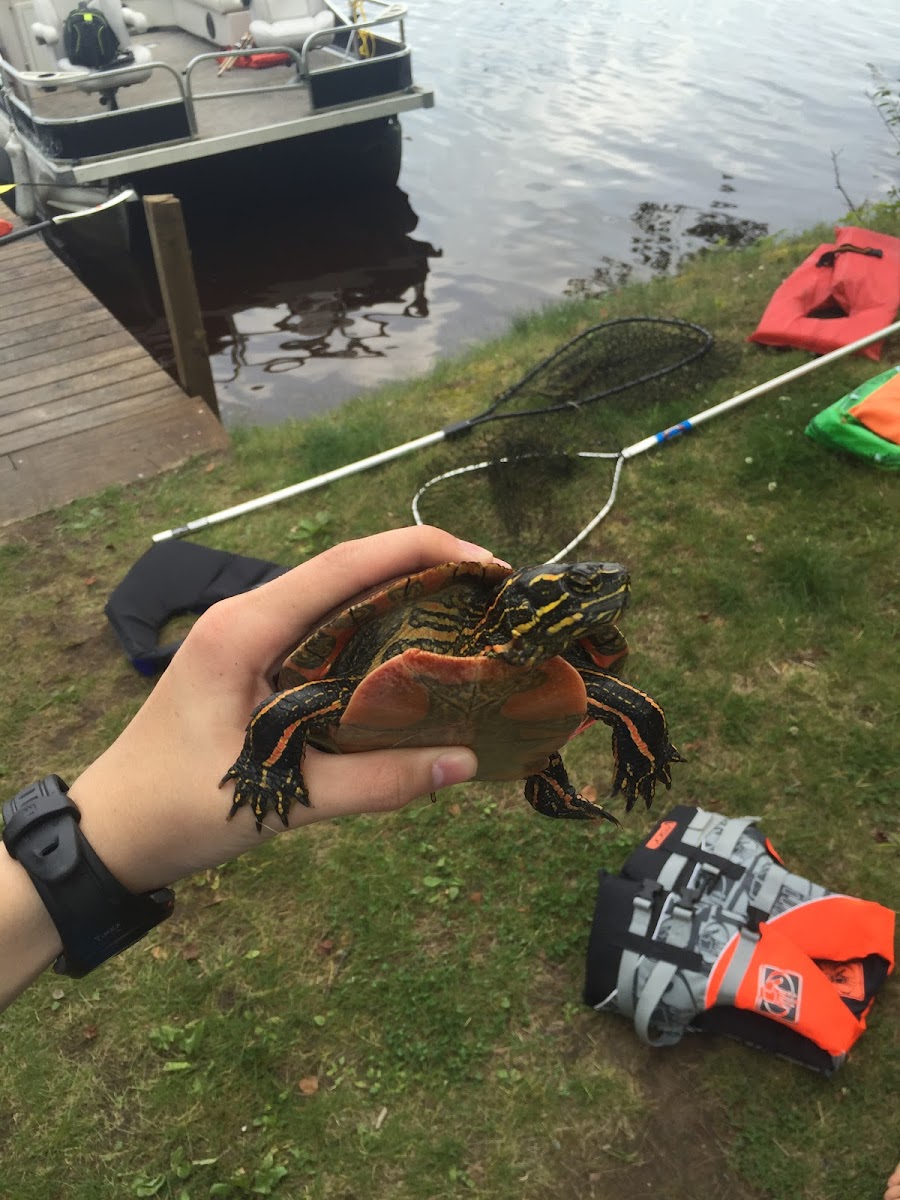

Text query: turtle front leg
(222, 679), (357, 831)
(524, 751), (620, 824)
(578, 664), (683, 812)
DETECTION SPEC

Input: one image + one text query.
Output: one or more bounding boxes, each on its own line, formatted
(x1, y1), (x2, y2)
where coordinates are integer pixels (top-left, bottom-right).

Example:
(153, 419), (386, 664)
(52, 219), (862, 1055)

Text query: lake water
(69, 0), (900, 426)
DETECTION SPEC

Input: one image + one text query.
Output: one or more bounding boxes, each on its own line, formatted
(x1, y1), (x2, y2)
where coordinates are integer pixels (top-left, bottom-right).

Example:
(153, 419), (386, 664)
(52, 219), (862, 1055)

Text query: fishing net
(411, 316), (737, 558)
(155, 316), (737, 546)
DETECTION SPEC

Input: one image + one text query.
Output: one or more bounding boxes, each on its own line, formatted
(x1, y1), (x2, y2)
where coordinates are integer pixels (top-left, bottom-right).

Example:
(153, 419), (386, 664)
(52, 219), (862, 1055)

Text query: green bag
(63, 2), (120, 69)
(805, 368), (900, 468)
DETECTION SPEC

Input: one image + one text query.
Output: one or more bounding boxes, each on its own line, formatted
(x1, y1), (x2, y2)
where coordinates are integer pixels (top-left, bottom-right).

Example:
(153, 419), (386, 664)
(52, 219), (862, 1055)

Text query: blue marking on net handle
(655, 419), (694, 444)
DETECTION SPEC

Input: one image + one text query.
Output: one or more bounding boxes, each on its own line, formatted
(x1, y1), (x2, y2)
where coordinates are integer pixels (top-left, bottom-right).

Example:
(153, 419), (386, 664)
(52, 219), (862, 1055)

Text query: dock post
(143, 193), (220, 420)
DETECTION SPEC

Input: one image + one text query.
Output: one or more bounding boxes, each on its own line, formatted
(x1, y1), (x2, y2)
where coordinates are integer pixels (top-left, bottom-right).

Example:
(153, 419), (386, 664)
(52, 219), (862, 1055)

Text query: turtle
(222, 560), (682, 830)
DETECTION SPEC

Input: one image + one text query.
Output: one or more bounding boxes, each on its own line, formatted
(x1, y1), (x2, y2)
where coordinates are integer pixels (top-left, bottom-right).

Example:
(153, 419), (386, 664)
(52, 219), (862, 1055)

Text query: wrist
(0, 841), (62, 1008)
(2, 776), (175, 982)
(68, 769), (184, 894)
(67, 748), (259, 893)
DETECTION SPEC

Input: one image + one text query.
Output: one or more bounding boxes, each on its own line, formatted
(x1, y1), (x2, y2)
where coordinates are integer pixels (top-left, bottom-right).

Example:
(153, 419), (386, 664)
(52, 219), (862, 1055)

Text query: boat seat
(30, 0), (153, 92)
(248, 0), (334, 51)
(169, 0), (249, 45)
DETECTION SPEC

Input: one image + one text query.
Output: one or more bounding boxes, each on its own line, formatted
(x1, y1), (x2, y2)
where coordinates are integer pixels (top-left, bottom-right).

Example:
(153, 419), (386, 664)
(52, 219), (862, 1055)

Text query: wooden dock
(0, 200), (229, 525)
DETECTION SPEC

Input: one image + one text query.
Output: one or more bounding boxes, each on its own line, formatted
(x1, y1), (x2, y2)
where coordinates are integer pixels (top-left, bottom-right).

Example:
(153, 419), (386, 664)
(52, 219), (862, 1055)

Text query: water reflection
(565, 176), (769, 298)
(191, 189), (440, 398)
(61, 187), (441, 423)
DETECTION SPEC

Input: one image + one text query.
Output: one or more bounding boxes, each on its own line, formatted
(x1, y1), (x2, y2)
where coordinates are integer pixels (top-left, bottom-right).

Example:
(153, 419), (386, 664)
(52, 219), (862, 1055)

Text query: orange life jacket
(848, 368), (900, 444)
(748, 225), (900, 361)
(584, 806), (895, 1073)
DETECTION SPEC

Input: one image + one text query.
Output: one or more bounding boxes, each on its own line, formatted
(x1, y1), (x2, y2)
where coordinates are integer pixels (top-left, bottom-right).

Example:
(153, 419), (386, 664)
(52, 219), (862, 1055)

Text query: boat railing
(182, 46), (303, 107)
(184, 2), (413, 107)
(324, 0), (407, 49)
(0, 54), (187, 100)
(0, 54), (200, 143)
(0, 0), (414, 163)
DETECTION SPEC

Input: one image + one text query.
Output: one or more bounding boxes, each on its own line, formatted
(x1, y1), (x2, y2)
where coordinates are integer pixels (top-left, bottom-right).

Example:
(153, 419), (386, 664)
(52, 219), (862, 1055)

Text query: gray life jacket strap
(714, 926), (761, 1008)
(633, 897), (703, 1046)
(655, 810), (717, 889)
(633, 960), (681, 1046)
(615, 886), (658, 1018)
(655, 814), (758, 891)
(705, 814), (759, 861)
(616, 888), (707, 1024)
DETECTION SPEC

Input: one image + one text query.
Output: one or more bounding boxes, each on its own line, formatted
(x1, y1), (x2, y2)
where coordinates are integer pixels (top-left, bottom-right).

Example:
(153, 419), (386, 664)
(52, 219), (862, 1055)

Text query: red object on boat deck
(0, 219), (13, 238)
(215, 48), (292, 69)
(749, 225), (900, 361)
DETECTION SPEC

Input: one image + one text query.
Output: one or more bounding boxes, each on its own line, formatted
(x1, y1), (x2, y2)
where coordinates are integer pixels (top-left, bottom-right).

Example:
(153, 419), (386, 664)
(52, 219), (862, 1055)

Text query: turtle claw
(525, 752), (620, 824)
(221, 755), (311, 832)
(612, 728), (684, 813)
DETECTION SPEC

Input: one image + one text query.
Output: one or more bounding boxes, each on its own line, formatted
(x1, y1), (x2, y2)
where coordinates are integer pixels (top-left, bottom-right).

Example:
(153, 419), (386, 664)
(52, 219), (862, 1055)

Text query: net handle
(624, 316), (900, 459)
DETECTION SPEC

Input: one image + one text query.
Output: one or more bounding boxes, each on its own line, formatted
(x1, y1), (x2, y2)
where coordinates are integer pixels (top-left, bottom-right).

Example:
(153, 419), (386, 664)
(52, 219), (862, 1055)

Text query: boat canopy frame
(0, 0), (431, 183)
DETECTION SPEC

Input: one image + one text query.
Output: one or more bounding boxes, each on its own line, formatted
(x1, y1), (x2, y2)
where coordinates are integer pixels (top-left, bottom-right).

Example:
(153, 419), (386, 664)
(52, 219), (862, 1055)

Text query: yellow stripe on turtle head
(483, 562), (630, 664)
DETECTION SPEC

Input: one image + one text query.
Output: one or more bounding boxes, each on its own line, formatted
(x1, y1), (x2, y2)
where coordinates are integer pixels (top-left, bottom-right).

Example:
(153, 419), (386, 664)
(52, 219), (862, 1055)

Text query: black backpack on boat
(63, 2), (120, 69)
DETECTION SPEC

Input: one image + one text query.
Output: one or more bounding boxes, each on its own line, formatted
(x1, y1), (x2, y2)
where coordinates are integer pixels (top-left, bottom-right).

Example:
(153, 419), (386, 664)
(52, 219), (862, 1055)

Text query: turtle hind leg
(525, 752), (620, 824)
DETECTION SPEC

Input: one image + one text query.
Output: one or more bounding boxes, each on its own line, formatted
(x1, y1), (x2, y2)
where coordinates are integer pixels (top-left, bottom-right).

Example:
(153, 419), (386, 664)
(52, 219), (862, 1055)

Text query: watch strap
(2, 776), (174, 978)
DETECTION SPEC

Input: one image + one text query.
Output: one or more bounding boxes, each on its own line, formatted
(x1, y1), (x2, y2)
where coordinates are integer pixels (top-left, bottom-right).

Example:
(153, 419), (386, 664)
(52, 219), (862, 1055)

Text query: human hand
(69, 526), (503, 894)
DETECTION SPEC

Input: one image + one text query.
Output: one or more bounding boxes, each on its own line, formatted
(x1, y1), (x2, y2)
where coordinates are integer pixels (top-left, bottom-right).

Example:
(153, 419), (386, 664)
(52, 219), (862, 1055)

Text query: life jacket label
(646, 819), (677, 850)
(755, 965), (802, 1023)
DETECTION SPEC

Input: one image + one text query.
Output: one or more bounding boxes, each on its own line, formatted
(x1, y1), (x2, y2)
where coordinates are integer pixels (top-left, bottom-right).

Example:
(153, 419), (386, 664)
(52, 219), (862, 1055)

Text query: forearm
(0, 843), (63, 1010)
(0, 527), (489, 1013)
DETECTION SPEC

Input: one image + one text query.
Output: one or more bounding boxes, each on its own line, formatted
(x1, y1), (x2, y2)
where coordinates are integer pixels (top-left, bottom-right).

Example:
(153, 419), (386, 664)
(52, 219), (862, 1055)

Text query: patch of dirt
(574, 1024), (766, 1200)
(527, 969), (768, 1200)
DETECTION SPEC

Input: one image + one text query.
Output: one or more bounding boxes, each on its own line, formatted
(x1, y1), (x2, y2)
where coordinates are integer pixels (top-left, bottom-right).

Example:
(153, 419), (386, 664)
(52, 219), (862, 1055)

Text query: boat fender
(584, 805), (894, 1073)
(2, 135), (35, 221)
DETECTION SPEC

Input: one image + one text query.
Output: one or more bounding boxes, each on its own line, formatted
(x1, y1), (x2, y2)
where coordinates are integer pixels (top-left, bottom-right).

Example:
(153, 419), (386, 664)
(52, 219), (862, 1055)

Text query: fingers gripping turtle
(222, 560), (682, 830)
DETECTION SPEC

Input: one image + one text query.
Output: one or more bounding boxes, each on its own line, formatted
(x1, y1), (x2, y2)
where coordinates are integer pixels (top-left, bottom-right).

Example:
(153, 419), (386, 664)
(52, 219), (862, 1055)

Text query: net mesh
(413, 317), (737, 558)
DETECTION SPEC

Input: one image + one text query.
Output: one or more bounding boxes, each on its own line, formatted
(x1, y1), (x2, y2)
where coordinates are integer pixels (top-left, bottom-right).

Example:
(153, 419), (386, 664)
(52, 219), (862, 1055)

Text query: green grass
(0, 209), (898, 1200)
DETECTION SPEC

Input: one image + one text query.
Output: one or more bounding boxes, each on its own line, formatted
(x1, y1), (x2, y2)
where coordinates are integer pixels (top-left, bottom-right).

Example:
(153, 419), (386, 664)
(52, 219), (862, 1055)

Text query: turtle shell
(278, 561), (604, 781)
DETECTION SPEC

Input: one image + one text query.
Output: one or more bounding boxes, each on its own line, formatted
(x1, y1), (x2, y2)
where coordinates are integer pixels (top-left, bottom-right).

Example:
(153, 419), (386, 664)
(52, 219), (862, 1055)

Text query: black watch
(2, 776), (175, 978)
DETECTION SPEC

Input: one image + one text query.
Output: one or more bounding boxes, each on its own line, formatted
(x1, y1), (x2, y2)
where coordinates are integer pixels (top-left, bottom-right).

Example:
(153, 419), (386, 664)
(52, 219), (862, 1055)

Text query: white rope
(411, 450), (623, 562)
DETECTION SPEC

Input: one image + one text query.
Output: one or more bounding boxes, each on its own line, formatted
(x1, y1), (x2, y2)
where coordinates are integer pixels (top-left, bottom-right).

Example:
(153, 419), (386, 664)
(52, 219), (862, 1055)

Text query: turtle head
(485, 561), (630, 665)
